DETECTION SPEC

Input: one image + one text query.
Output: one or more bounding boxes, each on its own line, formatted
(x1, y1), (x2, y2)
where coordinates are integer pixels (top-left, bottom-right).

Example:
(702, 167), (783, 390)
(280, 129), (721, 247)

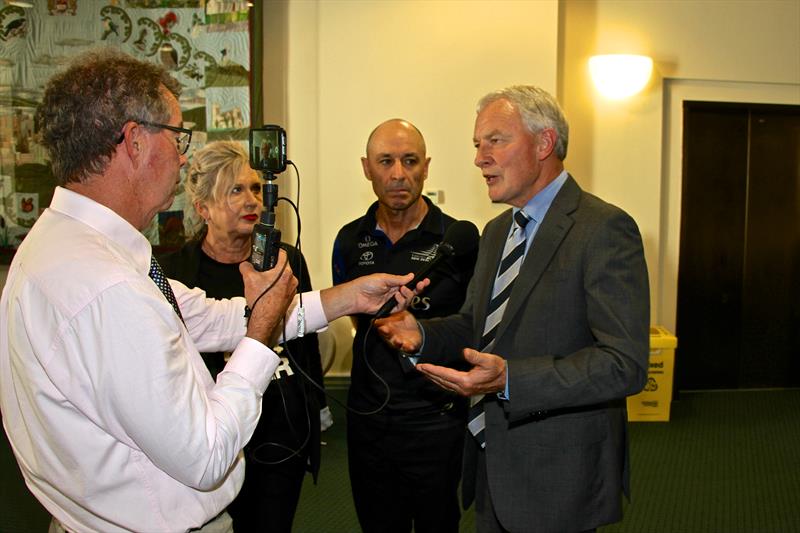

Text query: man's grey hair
(477, 85), (569, 160)
(36, 48), (182, 185)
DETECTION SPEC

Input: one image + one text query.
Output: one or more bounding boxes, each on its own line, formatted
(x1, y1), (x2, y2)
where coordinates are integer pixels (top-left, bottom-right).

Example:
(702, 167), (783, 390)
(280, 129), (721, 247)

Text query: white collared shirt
(0, 187), (326, 532)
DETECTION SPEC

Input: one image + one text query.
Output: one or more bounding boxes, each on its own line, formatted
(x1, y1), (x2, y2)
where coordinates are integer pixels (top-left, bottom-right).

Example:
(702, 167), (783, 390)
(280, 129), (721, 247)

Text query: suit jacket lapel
(494, 176), (581, 344)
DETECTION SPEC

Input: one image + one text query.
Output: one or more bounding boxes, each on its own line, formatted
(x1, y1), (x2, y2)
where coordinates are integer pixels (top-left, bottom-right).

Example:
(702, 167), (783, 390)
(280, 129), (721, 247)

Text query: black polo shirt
(332, 197), (478, 419)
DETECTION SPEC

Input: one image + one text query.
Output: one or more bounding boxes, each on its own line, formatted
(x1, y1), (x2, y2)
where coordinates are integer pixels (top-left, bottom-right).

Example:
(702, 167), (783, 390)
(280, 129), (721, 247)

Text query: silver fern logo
(410, 244), (438, 262)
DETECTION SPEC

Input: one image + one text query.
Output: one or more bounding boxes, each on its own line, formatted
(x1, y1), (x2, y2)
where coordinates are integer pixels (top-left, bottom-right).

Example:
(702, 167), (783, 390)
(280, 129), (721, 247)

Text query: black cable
(249, 353), (312, 466)
(248, 161), (311, 465)
(259, 160), (395, 420)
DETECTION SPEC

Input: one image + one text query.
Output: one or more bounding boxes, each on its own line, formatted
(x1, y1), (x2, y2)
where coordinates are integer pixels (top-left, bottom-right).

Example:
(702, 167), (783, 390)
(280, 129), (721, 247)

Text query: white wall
(561, 0), (800, 330)
(282, 0), (559, 374)
(275, 0), (800, 371)
(285, 0), (559, 289)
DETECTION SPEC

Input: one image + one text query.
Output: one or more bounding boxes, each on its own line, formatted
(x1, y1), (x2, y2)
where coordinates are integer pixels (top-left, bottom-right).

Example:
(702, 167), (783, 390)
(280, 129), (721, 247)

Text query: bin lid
(650, 325), (677, 349)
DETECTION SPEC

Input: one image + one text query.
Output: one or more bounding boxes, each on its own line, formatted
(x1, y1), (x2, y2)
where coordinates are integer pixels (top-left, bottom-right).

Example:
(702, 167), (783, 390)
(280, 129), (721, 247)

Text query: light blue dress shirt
(500, 170), (568, 398)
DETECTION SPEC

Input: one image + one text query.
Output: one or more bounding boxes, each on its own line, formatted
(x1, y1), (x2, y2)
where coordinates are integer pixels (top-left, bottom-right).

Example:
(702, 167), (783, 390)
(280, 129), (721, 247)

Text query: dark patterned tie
(148, 255), (184, 324)
(468, 210), (530, 449)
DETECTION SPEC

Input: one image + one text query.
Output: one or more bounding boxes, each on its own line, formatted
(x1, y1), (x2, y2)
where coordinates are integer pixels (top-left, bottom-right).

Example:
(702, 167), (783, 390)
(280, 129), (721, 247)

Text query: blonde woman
(161, 140), (325, 532)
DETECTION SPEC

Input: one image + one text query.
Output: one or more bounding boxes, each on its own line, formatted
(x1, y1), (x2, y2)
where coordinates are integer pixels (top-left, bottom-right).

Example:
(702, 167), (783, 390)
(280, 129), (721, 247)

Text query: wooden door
(676, 102), (800, 390)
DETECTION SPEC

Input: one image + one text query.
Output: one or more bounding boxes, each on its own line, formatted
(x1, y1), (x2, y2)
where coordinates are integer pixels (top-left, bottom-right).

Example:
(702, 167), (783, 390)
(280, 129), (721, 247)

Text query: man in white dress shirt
(0, 48), (418, 533)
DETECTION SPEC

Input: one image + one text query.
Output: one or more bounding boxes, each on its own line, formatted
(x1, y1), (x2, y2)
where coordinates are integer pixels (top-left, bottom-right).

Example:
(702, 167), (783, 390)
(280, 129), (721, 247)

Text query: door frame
(658, 79), (800, 334)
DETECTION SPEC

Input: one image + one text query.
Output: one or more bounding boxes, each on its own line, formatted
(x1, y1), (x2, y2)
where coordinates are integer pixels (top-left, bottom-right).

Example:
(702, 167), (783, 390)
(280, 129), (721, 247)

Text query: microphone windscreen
(441, 220), (479, 257)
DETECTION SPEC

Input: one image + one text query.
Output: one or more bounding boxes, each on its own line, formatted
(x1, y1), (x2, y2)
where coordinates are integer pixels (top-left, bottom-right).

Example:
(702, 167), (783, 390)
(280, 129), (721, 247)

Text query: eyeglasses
(138, 121), (193, 155)
(116, 120), (193, 155)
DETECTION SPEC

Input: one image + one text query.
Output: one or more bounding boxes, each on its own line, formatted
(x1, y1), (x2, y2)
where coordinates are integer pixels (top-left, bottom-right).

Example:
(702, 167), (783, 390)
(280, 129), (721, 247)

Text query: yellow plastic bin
(627, 326), (677, 422)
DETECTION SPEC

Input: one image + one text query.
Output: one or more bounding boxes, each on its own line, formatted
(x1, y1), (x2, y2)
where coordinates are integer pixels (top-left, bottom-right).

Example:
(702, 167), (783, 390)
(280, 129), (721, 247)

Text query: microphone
(373, 220), (479, 319)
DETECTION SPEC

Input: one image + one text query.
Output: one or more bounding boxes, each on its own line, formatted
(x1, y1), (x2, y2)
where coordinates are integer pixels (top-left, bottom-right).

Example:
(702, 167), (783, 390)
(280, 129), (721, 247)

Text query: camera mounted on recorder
(248, 125), (287, 271)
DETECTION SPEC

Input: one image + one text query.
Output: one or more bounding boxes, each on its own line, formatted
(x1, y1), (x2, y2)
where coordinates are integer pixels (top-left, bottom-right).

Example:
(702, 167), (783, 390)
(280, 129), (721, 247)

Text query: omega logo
(358, 236), (379, 249)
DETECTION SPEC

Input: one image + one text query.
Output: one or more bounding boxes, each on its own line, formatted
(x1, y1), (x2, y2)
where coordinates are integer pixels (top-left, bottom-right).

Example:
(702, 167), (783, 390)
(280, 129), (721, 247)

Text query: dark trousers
(347, 413), (464, 533)
(227, 449), (306, 533)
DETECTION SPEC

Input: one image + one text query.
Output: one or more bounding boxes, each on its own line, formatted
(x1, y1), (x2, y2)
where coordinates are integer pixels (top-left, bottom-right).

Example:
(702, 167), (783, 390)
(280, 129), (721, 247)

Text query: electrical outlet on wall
(424, 190), (445, 205)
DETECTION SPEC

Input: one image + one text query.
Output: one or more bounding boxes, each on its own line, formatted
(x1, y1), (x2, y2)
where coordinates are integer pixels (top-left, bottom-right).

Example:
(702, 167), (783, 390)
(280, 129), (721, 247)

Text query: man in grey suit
(377, 85), (650, 533)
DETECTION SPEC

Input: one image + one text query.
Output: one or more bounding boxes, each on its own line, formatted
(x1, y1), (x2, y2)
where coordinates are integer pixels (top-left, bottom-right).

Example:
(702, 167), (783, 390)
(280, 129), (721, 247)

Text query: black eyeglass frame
(116, 120), (193, 155)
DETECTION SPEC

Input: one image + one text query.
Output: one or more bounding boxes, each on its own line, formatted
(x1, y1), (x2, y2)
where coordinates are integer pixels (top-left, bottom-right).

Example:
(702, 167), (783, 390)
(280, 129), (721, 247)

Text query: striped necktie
(468, 210), (530, 449)
(148, 256), (184, 324)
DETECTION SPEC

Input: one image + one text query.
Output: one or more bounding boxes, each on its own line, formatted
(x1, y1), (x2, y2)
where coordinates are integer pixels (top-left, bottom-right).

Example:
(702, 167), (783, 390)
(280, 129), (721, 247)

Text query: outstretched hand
(320, 273), (430, 322)
(416, 348), (507, 396)
(352, 273), (429, 316)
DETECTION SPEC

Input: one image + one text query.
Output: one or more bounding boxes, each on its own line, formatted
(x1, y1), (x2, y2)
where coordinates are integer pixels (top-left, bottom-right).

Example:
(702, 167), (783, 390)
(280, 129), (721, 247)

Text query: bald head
(365, 119), (427, 158)
(361, 118), (431, 215)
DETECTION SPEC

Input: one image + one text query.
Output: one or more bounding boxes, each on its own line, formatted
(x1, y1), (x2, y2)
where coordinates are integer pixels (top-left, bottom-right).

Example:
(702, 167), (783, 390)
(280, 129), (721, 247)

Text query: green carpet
(2, 389), (799, 532)
(603, 389), (800, 533)
(299, 388), (800, 532)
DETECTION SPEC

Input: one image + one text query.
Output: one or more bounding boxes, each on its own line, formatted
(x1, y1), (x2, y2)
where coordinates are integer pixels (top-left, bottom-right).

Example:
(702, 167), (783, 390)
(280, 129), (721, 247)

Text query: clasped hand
(240, 249), (297, 346)
(375, 312), (507, 397)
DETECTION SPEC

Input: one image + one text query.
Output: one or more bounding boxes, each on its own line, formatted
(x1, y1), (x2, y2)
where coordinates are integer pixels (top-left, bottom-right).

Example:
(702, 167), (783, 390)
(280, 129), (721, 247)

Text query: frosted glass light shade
(589, 54), (653, 99)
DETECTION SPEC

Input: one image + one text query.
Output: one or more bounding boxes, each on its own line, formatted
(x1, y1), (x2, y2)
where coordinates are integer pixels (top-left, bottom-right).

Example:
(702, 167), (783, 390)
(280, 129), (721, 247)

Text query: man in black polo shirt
(332, 119), (478, 533)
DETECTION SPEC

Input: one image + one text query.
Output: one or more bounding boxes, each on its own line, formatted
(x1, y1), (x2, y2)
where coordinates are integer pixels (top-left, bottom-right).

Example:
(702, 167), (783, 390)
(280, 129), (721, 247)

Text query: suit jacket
(420, 175), (650, 533)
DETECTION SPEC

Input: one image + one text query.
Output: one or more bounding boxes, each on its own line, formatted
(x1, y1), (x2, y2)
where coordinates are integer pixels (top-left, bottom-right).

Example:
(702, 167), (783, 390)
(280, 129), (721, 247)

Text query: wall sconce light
(589, 54), (653, 99)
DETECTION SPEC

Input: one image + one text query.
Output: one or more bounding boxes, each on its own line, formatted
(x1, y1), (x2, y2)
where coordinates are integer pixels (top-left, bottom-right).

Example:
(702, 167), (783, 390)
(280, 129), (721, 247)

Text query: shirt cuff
(497, 360), (510, 400)
(225, 337), (280, 392)
(279, 291), (328, 343)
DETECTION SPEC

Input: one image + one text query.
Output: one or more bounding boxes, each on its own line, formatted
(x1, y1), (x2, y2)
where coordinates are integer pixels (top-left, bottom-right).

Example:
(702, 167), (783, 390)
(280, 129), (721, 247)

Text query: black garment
(331, 197), (478, 532)
(160, 236), (324, 533)
(347, 408), (465, 533)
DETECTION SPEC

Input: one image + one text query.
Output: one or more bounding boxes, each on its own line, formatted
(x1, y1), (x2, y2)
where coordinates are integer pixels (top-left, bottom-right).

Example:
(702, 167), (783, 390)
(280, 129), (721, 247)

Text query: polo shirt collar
(356, 196), (444, 240)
